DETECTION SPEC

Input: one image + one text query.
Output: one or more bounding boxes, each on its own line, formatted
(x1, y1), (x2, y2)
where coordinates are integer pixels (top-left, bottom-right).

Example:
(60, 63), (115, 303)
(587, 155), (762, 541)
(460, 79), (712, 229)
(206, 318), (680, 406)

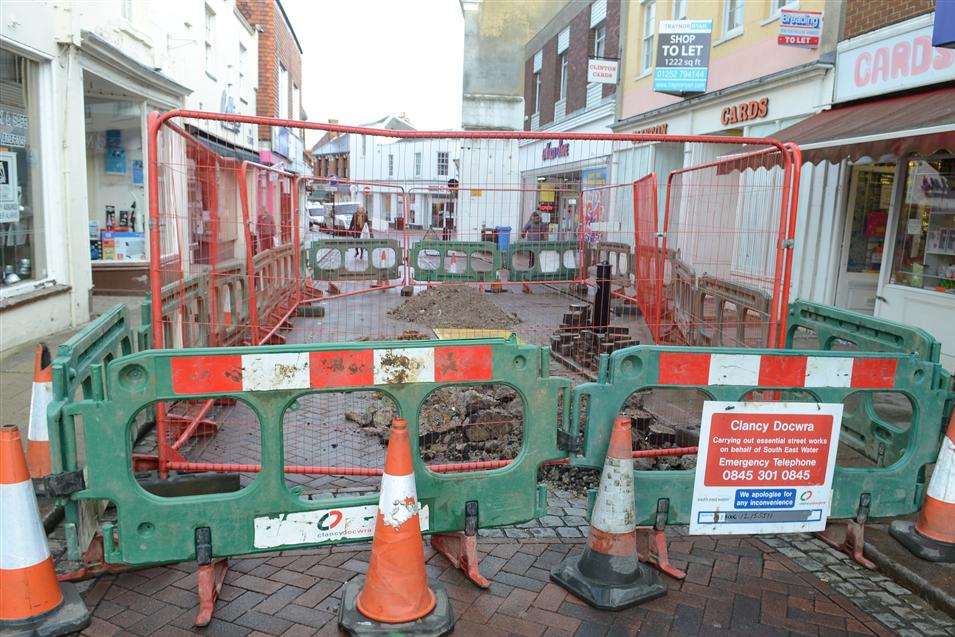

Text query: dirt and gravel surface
(388, 286), (521, 329)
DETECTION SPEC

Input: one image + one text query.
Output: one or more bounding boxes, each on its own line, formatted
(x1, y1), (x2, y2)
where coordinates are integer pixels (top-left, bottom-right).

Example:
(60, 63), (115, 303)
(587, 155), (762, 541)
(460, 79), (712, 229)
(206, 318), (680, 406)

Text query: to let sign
(587, 58), (619, 84)
(654, 20), (713, 95)
(778, 9), (823, 49)
(690, 401), (843, 535)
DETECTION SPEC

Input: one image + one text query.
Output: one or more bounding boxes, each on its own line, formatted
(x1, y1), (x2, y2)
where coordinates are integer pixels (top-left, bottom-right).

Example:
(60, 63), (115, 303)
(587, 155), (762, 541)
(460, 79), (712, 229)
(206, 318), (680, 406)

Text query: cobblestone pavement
(69, 493), (955, 637)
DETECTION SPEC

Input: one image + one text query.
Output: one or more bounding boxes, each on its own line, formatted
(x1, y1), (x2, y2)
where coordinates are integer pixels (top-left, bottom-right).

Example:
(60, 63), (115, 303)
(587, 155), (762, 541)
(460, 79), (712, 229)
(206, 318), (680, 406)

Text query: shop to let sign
(690, 401), (843, 535)
(654, 20), (712, 95)
(778, 9), (823, 49)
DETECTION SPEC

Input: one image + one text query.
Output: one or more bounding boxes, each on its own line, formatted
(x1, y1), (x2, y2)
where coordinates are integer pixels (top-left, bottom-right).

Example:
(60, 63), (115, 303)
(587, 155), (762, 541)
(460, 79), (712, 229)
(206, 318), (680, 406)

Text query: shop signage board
(654, 20), (713, 95)
(778, 9), (823, 48)
(587, 58), (619, 84)
(835, 22), (955, 102)
(690, 401), (843, 535)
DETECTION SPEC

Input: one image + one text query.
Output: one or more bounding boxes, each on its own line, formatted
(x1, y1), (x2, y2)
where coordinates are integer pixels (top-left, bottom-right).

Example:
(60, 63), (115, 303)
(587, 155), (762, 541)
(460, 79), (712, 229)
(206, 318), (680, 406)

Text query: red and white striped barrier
(170, 344), (493, 394)
(657, 352), (897, 388)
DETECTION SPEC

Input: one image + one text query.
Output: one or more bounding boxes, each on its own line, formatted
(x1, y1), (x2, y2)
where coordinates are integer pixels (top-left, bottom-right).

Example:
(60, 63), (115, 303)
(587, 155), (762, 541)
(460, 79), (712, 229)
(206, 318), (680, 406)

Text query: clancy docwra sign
(654, 20), (713, 95)
(690, 401), (843, 535)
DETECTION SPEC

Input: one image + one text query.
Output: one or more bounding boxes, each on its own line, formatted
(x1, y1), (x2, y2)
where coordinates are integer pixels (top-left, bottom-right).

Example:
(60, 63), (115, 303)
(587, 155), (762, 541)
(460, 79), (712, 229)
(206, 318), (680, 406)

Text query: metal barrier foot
(816, 494), (877, 570)
(522, 283), (532, 294)
(431, 502), (489, 588)
(638, 528), (687, 580)
(401, 285), (415, 297)
(328, 282), (341, 295)
(195, 558), (228, 627)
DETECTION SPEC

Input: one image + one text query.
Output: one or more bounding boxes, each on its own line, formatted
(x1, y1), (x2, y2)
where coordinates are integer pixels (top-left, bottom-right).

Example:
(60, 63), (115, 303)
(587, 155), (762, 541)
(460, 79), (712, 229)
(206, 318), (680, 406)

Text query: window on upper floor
(122, 0), (133, 20)
(641, 0), (656, 74)
(414, 152), (422, 177)
(558, 52), (568, 101)
(533, 72), (542, 114)
(437, 151), (449, 176)
(673, 0), (688, 19)
(592, 23), (607, 57)
(238, 43), (247, 86)
(388, 154), (394, 177)
(278, 62), (289, 119)
(292, 84), (300, 120)
(724, 0), (744, 37)
(770, 0), (797, 17)
(204, 4), (215, 74)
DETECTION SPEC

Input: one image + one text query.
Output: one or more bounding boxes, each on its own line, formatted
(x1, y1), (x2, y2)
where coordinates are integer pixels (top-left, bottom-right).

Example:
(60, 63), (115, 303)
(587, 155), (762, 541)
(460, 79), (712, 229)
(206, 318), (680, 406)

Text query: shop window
(85, 93), (146, 264)
(0, 49), (44, 288)
(890, 157), (955, 294)
(846, 166), (894, 275)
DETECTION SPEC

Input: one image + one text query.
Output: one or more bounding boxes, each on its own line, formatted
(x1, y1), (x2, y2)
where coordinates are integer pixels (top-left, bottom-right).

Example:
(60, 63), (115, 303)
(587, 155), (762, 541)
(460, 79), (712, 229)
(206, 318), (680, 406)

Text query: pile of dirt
(388, 286), (520, 329)
(537, 465), (600, 496)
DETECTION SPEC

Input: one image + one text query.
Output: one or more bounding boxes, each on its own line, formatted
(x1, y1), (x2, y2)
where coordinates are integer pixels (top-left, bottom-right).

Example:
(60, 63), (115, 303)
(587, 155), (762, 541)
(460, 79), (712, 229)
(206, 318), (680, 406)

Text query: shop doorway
(835, 164), (896, 313)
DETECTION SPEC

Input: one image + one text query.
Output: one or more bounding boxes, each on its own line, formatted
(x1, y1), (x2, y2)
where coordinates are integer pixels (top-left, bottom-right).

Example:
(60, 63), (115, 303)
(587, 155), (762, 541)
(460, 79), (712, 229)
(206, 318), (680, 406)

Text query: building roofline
(275, 0), (303, 54)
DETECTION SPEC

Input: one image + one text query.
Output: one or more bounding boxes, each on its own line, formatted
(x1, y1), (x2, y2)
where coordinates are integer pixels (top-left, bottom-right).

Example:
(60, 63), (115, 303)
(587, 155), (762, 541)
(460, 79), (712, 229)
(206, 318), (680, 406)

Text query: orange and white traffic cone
(0, 425), (90, 636)
(27, 344), (53, 479)
(339, 418), (454, 636)
(551, 416), (667, 609)
(890, 410), (955, 562)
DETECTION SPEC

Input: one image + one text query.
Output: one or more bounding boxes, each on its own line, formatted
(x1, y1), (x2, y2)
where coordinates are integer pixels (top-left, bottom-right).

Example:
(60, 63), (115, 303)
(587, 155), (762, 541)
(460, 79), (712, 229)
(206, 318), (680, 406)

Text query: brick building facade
(523, 0), (620, 130)
(237, 0), (303, 139)
(842, 0), (935, 40)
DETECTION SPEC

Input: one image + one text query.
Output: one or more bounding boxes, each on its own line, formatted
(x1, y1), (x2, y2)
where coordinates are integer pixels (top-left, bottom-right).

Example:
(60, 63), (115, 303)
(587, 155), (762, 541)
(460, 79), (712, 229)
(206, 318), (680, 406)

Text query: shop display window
(85, 95), (145, 262)
(846, 165), (894, 275)
(0, 49), (44, 288)
(890, 156), (955, 295)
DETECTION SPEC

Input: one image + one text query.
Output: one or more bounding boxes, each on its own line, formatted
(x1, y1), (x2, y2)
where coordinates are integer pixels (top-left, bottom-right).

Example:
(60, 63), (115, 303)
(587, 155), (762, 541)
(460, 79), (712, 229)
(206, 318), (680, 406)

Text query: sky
(281, 0), (465, 144)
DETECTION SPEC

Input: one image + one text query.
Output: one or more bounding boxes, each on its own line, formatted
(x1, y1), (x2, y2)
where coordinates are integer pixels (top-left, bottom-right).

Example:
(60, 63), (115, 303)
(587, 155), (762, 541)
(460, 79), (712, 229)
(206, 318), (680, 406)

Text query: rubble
(388, 286), (521, 329)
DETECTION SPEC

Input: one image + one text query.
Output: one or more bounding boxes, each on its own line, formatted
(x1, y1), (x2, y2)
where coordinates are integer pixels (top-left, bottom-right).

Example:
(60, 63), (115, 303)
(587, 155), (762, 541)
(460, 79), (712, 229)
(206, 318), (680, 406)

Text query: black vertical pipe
(594, 261), (611, 334)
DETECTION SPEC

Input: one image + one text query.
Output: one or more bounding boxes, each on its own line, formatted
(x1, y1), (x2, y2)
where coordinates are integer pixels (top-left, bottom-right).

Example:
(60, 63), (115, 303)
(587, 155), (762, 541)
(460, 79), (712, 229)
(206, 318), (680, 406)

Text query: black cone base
(551, 548), (667, 610)
(338, 578), (454, 637)
(0, 582), (91, 637)
(889, 520), (955, 563)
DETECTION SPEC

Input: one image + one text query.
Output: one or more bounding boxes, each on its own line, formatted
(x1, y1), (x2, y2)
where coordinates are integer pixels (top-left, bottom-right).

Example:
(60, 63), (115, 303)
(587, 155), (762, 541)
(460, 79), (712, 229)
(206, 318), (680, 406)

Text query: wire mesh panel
(145, 110), (800, 478)
(661, 146), (798, 348)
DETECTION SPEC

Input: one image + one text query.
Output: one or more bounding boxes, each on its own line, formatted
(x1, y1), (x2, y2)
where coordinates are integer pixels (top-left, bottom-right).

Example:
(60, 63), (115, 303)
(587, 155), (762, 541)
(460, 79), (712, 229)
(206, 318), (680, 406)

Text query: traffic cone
(0, 425), (90, 636)
(890, 410), (955, 562)
(27, 344), (53, 479)
(339, 418), (454, 636)
(551, 416), (667, 609)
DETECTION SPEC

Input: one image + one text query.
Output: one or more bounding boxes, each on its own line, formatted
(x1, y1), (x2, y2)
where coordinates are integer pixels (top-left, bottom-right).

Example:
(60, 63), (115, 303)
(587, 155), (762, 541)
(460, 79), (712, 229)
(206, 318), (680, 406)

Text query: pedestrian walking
(351, 206), (372, 258)
(520, 210), (548, 268)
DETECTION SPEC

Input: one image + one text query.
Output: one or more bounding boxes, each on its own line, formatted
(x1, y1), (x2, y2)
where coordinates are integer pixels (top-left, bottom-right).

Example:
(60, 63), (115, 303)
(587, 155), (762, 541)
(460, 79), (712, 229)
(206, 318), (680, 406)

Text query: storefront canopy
(773, 85), (955, 164)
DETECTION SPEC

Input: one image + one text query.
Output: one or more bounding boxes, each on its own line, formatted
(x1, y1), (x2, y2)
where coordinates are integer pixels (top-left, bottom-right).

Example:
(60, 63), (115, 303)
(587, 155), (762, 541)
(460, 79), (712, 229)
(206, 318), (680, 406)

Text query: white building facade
(0, 0), (259, 354)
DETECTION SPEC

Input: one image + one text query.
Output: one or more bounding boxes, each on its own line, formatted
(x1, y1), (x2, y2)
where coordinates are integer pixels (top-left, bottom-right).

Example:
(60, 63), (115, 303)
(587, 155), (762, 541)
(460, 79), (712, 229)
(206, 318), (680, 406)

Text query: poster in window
(105, 147), (127, 175)
(0, 151), (19, 223)
(581, 166), (608, 244)
(131, 160), (144, 185)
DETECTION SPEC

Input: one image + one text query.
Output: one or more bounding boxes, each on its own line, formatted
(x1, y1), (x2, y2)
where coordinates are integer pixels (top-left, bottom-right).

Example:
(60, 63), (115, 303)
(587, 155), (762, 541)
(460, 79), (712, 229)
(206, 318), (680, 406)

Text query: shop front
(79, 33), (189, 295)
(775, 13), (955, 369)
(518, 134), (613, 244)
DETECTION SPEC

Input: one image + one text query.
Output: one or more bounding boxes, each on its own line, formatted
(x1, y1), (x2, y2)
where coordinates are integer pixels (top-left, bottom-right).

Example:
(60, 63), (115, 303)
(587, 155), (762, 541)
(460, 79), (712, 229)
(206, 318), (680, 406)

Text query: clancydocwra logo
(799, 490), (813, 502)
(316, 510), (344, 531)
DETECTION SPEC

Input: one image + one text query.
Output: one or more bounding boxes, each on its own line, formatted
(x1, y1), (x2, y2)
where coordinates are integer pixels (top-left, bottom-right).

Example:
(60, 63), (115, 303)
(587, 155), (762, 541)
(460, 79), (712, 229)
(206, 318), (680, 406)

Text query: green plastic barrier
(309, 238), (401, 281)
(786, 299), (941, 362)
(69, 338), (568, 566)
(571, 344), (952, 526)
(507, 241), (581, 282)
(46, 304), (136, 560)
(411, 240), (501, 282)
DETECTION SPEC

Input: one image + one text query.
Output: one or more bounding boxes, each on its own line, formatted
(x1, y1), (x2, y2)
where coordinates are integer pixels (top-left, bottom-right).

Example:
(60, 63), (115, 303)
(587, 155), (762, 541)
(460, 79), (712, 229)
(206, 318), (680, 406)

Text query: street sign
(654, 20), (712, 95)
(690, 401), (843, 535)
(778, 9), (823, 49)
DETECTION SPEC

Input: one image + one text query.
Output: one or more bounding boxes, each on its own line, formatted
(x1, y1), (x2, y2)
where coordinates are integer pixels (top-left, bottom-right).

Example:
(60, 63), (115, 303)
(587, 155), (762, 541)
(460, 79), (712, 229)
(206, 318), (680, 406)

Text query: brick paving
(74, 521), (951, 637)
